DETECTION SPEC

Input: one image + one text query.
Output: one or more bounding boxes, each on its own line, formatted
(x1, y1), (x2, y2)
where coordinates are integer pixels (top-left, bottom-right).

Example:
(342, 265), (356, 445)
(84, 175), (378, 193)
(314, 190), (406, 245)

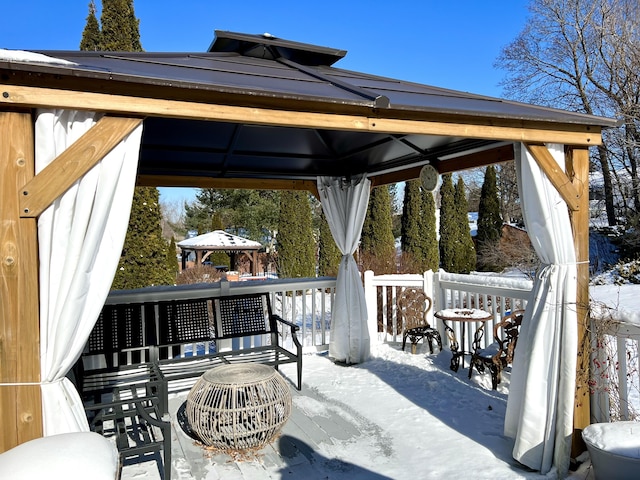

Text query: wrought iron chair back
(469, 309), (525, 389)
(396, 288), (442, 354)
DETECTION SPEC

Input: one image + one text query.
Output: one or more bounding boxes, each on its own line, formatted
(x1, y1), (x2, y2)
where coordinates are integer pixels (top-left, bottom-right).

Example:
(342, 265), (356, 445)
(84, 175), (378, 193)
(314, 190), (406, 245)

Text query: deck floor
(118, 348), (595, 480)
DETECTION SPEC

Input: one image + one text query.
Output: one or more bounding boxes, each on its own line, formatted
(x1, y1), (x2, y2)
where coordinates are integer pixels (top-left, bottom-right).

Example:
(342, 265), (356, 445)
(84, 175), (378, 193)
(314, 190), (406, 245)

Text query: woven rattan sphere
(186, 363), (292, 450)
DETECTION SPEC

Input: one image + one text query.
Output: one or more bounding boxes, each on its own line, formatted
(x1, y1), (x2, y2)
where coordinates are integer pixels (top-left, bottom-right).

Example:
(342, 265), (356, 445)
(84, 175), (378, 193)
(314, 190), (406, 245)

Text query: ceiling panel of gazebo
(138, 117), (473, 179)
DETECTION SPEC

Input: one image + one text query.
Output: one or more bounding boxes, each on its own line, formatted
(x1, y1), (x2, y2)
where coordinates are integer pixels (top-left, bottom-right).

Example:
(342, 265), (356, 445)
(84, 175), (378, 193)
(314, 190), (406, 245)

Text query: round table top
(202, 363), (276, 385)
(434, 308), (492, 322)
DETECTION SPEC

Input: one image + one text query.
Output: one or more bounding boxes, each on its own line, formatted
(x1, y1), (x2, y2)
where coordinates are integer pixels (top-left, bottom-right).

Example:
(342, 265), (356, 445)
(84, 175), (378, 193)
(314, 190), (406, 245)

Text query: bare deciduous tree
(497, 0), (640, 226)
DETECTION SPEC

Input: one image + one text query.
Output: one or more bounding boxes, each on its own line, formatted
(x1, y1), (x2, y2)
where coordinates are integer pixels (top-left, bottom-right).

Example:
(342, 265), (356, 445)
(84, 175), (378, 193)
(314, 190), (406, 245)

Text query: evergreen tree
(276, 191), (315, 278)
(421, 187), (440, 272)
(401, 180), (423, 264)
(87, 0), (174, 288)
(476, 165), (504, 271)
(79, 1), (102, 51)
(318, 209), (341, 277)
(166, 236), (179, 278)
(112, 187), (175, 289)
(361, 185), (396, 273)
(184, 188), (279, 244)
(100, 0), (142, 51)
(454, 176), (476, 273)
(439, 174), (459, 272)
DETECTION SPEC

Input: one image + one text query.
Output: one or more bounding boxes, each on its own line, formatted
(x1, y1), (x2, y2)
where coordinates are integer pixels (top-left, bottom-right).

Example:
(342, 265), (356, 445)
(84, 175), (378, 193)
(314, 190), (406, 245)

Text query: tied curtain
(36, 109), (142, 434)
(317, 176), (371, 364)
(504, 143), (578, 476)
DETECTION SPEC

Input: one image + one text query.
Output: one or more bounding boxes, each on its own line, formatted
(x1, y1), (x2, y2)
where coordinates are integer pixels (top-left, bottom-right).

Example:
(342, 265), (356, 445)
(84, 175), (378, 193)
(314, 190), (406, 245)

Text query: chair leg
(490, 364), (501, 390)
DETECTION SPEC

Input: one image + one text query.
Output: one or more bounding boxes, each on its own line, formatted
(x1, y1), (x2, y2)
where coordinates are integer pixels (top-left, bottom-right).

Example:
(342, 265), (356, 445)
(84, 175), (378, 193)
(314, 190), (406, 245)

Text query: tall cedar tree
(421, 187), (440, 272)
(438, 174), (458, 272)
(112, 187), (175, 288)
(454, 176), (476, 273)
(276, 191), (316, 278)
(79, 1), (101, 50)
(166, 237), (179, 276)
(87, 0), (174, 288)
(401, 180), (423, 264)
(476, 165), (503, 271)
(361, 185), (396, 273)
(318, 209), (342, 277)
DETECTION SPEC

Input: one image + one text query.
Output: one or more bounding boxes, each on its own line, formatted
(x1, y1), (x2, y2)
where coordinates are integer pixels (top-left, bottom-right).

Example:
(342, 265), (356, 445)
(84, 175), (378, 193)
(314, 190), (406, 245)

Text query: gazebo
(0, 30), (618, 475)
(177, 230), (262, 275)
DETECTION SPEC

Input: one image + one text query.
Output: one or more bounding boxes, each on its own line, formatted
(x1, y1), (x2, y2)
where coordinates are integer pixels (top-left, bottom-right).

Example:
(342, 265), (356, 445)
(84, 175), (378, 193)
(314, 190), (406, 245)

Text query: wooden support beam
(525, 143), (582, 211)
(19, 116), (143, 218)
(137, 174), (320, 198)
(0, 111), (42, 452)
(568, 146), (591, 457)
(1, 84), (603, 146)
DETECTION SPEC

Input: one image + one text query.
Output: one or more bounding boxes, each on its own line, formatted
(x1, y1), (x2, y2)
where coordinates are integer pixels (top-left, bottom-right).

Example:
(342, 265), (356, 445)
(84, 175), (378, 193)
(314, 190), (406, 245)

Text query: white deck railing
(105, 270), (534, 355)
(590, 318), (640, 423)
(364, 270), (533, 353)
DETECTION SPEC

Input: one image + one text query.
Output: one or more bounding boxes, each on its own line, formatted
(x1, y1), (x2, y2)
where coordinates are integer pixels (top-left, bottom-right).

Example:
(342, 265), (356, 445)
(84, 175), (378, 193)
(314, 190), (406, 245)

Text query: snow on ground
(117, 256), (640, 479)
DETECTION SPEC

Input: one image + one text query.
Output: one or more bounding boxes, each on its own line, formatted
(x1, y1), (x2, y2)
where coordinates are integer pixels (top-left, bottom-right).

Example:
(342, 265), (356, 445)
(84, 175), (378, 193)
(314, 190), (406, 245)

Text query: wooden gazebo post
(568, 146), (591, 453)
(0, 110), (42, 451)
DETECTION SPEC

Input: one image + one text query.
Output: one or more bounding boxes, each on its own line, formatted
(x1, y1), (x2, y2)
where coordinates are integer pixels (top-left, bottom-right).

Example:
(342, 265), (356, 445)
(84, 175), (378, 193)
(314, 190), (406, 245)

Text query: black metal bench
(152, 292), (302, 413)
(75, 303), (160, 403)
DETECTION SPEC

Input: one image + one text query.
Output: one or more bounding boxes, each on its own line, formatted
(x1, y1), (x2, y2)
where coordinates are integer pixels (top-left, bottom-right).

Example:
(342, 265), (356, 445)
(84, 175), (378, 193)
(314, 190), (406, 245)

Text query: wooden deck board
(131, 381), (383, 479)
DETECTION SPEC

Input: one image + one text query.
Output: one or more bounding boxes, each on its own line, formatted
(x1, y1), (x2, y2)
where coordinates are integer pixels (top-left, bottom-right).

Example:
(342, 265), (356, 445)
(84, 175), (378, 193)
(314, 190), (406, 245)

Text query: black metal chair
(468, 310), (525, 389)
(85, 384), (171, 480)
(396, 288), (442, 354)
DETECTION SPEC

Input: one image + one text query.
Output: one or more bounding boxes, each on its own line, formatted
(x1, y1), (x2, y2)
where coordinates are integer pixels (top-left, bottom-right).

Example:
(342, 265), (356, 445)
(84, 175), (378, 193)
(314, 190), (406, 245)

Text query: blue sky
(2, 0), (531, 204)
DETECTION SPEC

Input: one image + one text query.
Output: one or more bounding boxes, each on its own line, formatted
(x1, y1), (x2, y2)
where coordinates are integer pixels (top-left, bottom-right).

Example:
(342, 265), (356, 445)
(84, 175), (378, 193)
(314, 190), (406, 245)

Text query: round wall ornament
(419, 164), (439, 191)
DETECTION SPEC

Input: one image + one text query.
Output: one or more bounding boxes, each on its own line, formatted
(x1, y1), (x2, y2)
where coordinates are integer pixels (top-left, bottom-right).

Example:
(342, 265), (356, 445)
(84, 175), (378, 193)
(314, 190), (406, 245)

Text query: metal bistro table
(434, 308), (493, 373)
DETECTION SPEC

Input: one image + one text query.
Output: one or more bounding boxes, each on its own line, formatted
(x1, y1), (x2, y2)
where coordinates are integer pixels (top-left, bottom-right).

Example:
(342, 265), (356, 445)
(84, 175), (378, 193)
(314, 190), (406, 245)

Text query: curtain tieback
(0, 378), (64, 386)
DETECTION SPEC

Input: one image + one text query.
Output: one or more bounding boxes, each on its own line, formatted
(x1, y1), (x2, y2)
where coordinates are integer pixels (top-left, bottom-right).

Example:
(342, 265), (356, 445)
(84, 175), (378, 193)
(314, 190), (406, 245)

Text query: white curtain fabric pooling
(36, 109), (142, 434)
(317, 176), (371, 364)
(504, 143), (578, 476)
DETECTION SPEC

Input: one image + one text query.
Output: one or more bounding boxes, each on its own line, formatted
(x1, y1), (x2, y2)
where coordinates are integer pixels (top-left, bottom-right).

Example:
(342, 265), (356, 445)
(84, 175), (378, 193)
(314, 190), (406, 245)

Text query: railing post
(364, 270), (379, 346)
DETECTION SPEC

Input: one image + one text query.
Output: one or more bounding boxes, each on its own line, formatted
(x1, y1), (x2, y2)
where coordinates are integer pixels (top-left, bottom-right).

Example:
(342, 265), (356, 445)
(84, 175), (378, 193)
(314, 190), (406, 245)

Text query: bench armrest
(273, 314), (300, 331)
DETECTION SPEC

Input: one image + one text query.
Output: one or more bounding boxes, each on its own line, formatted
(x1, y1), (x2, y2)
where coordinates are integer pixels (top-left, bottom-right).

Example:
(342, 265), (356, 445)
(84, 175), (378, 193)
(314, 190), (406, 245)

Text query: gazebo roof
(0, 30), (618, 193)
(177, 230), (262, 251)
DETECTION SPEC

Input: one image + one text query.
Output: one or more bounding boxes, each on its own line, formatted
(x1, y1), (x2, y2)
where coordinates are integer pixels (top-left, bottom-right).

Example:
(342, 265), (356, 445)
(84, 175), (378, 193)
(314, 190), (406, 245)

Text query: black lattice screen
(215, 295), (270, 338)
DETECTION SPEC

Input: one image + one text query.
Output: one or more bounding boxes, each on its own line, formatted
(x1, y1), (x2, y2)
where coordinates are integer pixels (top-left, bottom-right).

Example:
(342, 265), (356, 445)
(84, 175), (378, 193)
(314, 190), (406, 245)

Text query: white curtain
(36, 109), (142, 434)
(504, 143), (578, 476)
(317, 176), (371, 364)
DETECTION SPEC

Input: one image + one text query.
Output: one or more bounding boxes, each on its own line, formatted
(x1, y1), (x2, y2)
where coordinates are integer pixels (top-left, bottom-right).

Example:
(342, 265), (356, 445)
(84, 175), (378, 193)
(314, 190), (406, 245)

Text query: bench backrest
(213, 293), (276, 339)
(85, 303), (156, 368)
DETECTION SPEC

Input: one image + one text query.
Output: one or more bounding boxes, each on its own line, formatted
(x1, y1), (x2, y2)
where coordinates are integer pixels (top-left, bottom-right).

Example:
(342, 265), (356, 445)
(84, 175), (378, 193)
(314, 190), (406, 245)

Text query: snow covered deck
(120, 345), (594, 479)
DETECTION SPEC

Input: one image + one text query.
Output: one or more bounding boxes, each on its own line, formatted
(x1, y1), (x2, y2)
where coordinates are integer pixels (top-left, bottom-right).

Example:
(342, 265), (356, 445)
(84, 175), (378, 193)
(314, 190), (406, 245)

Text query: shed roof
(177, 230), (262, 251)
(0, 31), (618, 190)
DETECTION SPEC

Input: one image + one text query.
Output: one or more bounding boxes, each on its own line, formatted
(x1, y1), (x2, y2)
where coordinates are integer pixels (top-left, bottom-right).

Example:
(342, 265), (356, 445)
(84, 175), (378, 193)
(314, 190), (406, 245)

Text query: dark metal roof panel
(3, 49), (617, 127)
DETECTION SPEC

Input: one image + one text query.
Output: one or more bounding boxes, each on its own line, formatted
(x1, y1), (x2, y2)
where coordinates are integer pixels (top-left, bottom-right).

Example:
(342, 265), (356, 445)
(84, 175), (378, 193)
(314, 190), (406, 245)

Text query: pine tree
(112, 187), (175, 289)
(454, 176), (476, 274)
(100, 0), (142, 51)
(79, 1), (102, 51)
(401, 180), (423, 264)
(318, 209), (341, 277)
(421, 187), (440, 272)
(86, 0), (174, 288)
(276, 191), (315, 278)
(166, 236), (179, 277)
(361, 185), (396, 273)
(439, 174), (459, 272)
(476, 165), (504, 271)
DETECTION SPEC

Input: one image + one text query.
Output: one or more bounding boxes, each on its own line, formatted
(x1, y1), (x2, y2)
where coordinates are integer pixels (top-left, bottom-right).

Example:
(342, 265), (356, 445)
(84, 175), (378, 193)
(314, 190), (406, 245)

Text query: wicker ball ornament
(186, 364), (292, 450)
